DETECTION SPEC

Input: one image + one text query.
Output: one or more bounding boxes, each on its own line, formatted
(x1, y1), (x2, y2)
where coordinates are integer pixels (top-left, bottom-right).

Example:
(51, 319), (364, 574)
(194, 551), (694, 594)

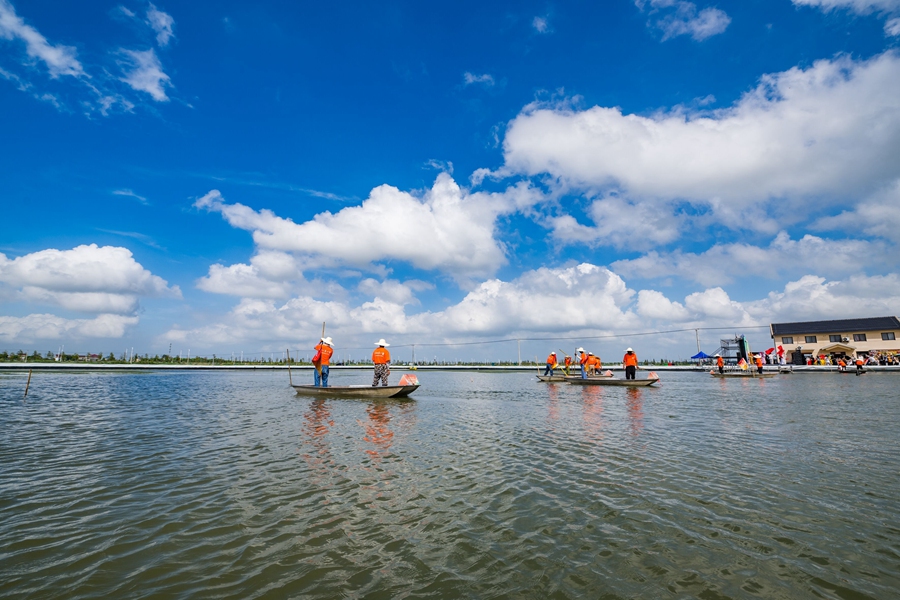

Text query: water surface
(1, 369), (898, 598)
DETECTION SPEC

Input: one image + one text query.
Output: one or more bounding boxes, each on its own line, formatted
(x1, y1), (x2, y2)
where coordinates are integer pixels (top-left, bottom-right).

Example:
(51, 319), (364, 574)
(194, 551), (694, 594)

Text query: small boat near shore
(292, 383), (419, 398)
(537, 372), (613, 382)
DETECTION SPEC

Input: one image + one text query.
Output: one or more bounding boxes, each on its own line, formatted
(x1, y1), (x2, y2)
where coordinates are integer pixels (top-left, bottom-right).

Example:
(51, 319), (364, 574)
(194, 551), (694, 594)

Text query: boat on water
(536, 374), (569, 382)
(567, 372), (660, 387)
(292, 383), (419, 398)
(709, 370), (777, 379)
(538, 372), (613, 382)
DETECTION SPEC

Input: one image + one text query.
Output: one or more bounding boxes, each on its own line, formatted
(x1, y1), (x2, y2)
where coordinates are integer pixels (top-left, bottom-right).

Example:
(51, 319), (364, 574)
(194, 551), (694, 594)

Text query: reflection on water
(1, 370), (899, 599)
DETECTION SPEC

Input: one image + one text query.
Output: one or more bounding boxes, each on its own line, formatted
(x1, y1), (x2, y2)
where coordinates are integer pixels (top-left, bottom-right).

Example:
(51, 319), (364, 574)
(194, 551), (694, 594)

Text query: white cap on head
(714, 353), (720, 357)
(626, 347), (633, 352)
(577, 347), (584, 353)
(375, 339), (390, 347)
(550, 351), (556, 355)
(321, 337), (333, 346)
(588, 352), (593, 355)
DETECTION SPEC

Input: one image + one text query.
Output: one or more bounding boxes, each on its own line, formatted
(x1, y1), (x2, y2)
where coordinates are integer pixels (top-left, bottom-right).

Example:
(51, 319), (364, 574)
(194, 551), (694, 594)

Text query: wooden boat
(292, 383), (419, 398)
(709, 370), (777, 379)
(568, 373), (659, 387)
(536, 374), (569, 382)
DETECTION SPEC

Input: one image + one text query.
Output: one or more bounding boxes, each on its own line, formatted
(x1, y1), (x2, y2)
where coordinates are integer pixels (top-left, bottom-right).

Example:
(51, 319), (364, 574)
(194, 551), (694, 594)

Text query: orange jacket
(623, 352), (638, 367)
(838, 359), (846, 367)
(314, 343), (334, 365)
(755, 357), (763, 367)
(372, 347), (391, 364)
(855, 358), (863, 366)
(546, 354), (557, 365)
(580, 353), (589, 365)
(564, 356), (572, 366)
(588, 356), (602, 368)
(717, 356), (724, 367)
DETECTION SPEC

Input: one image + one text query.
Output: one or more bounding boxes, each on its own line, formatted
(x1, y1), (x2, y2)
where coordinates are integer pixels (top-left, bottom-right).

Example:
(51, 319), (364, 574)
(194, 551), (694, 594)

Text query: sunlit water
(1, 369), (898, 599)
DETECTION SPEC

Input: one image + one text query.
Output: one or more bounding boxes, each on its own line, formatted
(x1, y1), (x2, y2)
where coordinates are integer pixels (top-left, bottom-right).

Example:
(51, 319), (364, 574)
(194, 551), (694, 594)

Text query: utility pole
(517, 339), (521, 366)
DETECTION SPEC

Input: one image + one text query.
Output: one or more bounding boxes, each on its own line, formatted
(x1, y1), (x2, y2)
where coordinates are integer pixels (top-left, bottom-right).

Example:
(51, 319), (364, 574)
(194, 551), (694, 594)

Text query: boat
(538, 372), (613, 382)
(710, 370), (777, 379)
(567, 372), (660, 387)
(536, 374), (569, 382)
(292, 383), (419, 398)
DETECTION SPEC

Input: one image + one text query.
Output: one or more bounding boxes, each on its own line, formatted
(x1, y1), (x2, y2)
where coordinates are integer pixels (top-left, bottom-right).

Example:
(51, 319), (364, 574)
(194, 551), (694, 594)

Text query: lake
(1, 369), (898, 599)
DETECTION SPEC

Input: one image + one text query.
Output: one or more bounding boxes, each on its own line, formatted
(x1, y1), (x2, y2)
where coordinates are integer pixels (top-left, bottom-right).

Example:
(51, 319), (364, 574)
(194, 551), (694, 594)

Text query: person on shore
(623, 348), (639, 380)
(372, 339), (391, 386)
(755, 354), (764, 375)
(563, 353), (573, 376)
(855, 356), (864, 376)
(544, 352), (557, 376)
(577, 347), (588, 379)
(715, 353), (724, 374)
(313, 337), (334, 387)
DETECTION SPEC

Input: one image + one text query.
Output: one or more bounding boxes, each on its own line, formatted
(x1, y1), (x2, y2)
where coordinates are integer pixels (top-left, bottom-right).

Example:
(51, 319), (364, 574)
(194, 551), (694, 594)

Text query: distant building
(770, 316), (900, 360)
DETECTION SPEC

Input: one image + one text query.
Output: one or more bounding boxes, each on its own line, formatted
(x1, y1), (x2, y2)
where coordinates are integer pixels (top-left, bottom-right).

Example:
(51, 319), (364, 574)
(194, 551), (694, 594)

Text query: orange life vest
(580, 353), (589, 365)
(372, 347), (390, 364)
(314, 343), (334, 366)
(717, 356), (724, 367)
(623, 352), (638, 367)
(564, 356), (572, 366)
(546, 354), (556, 365)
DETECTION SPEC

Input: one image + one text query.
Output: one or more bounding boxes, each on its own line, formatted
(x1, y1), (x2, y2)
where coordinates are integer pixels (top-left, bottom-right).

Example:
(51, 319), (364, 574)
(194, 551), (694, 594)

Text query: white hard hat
(375, 339), (390, 347)
(577, 347), (584, 353)
(626, 347), (633, 352)
(550, 351), (556, 355)
(588, 352), (594, 355)
(321, 337), (333, 346)
(714, 353), (720, 357)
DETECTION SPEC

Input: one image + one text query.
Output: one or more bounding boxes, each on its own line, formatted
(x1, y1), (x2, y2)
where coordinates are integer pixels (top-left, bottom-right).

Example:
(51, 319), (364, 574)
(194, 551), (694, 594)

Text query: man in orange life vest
(715, 353), (724, 374)
(372, 339), (391, 386)
(855, 356), (864, 376)
(623, 348), (639, 380)
(313, 337), (334, 387)
(587, 352), (602, 375)
(543, 352), (557, 376)
(563, 353), (573, 375)
(577, 347), (588, 379)
(755, 354), (764, 375)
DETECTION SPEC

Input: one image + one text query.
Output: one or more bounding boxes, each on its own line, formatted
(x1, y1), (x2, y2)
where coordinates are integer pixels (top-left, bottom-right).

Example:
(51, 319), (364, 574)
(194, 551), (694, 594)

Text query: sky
(1, 0), (900, 363)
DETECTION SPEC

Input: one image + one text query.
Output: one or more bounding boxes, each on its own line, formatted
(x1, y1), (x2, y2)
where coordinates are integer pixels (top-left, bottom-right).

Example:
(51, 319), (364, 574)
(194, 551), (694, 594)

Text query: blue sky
(1, 0), (899, 362)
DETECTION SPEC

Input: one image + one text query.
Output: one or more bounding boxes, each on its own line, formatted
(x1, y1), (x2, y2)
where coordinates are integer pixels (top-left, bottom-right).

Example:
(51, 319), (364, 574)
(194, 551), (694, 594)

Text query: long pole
(24, 369), (32, 398)
(286, 348), (292, 386)
(695, 329), (701, 353)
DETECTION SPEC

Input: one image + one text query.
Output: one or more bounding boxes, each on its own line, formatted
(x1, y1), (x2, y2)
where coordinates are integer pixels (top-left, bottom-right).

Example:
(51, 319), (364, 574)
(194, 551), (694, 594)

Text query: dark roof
(771, 316), (900, 336)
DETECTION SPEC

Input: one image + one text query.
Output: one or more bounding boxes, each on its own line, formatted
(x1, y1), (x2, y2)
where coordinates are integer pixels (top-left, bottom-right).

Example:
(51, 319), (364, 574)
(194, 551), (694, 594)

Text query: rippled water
(2, 369), (899, 599)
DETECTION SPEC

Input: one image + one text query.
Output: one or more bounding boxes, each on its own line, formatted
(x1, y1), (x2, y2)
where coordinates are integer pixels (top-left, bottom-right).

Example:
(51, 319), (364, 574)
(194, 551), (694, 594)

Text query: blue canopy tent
(691, 351), (711, 360)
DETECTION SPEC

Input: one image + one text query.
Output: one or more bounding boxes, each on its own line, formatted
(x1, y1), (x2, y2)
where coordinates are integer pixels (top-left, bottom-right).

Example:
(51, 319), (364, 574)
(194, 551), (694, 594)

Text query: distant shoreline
(1, 362), (899, 373)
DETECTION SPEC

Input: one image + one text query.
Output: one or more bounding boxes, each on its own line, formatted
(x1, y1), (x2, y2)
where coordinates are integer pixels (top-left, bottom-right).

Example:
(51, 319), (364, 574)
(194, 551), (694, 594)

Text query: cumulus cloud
(0, 244), (180, 314)
(611, 232), (889, 286)
(0, 0), (84, 77)
(0, 313), (139, 342)
(636, 0), (730, 41)
(548, 195), (683, 249)
(887, 17), (900, 34)
(812, 180), (900, 243)
(463, 72), (495, 86)
(146, 3), (174, 46)
(118, 48), (170, 101)
(499, 51), (900, 238)
(197, 251), (303, 299)
(195, 174), (543, 281)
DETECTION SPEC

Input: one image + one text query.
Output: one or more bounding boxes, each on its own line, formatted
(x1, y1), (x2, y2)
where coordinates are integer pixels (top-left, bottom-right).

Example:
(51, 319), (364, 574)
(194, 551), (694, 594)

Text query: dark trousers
(625, 365), (636, 380)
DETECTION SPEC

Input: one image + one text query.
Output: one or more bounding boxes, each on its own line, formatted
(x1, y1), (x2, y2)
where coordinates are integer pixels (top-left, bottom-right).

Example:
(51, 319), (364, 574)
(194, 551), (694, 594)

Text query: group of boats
(537, 370), (660, 387)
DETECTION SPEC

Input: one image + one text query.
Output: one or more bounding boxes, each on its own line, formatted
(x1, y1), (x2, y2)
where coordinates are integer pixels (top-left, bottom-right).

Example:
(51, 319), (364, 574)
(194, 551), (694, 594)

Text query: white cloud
(146, 3), (174, 46)
(119, 48), (170, 101)
(463, 72), (495, 87)
(195, 174), (544, 281)
(532, 16), (550, 33)
(548, 196), (683, 249)
(636, 0), (730, 41)
(113, 189), (148, 204)
(197, 251), (302, 299)
(886, 16), (900, 35)
(792, 0), (900, 13)
(358, 278), (430, 305)
(813, 180), (900, 242)
(0, 244), (180, 314)
(637, 289), (690, 320)
(611, 232), (889, 286)
(0, 313), (139, 342)
(0, 0), (84, 77)
(499, 52), (900, 236)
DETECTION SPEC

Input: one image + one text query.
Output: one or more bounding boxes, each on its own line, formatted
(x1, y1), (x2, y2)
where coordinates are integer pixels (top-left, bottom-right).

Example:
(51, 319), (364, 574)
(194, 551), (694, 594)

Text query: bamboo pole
(286, 349), (292, 386)
(24, 369), (32, 398)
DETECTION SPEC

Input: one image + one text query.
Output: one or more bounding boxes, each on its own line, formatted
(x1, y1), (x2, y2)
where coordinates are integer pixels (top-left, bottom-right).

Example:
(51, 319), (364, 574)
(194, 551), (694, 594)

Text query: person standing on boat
(755, 354), (764, 375)
(372, 339), (391, 386)
(855, 356), (864, 375)
(313, 337), (334, 387)
(563, 353), (573, 375)
(623, 348), (639, 380)
(543, 352), (557, 376)
(587, 352), (602, 375)
(715, 353), (724, 374)
(577, 347), (588, 379)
